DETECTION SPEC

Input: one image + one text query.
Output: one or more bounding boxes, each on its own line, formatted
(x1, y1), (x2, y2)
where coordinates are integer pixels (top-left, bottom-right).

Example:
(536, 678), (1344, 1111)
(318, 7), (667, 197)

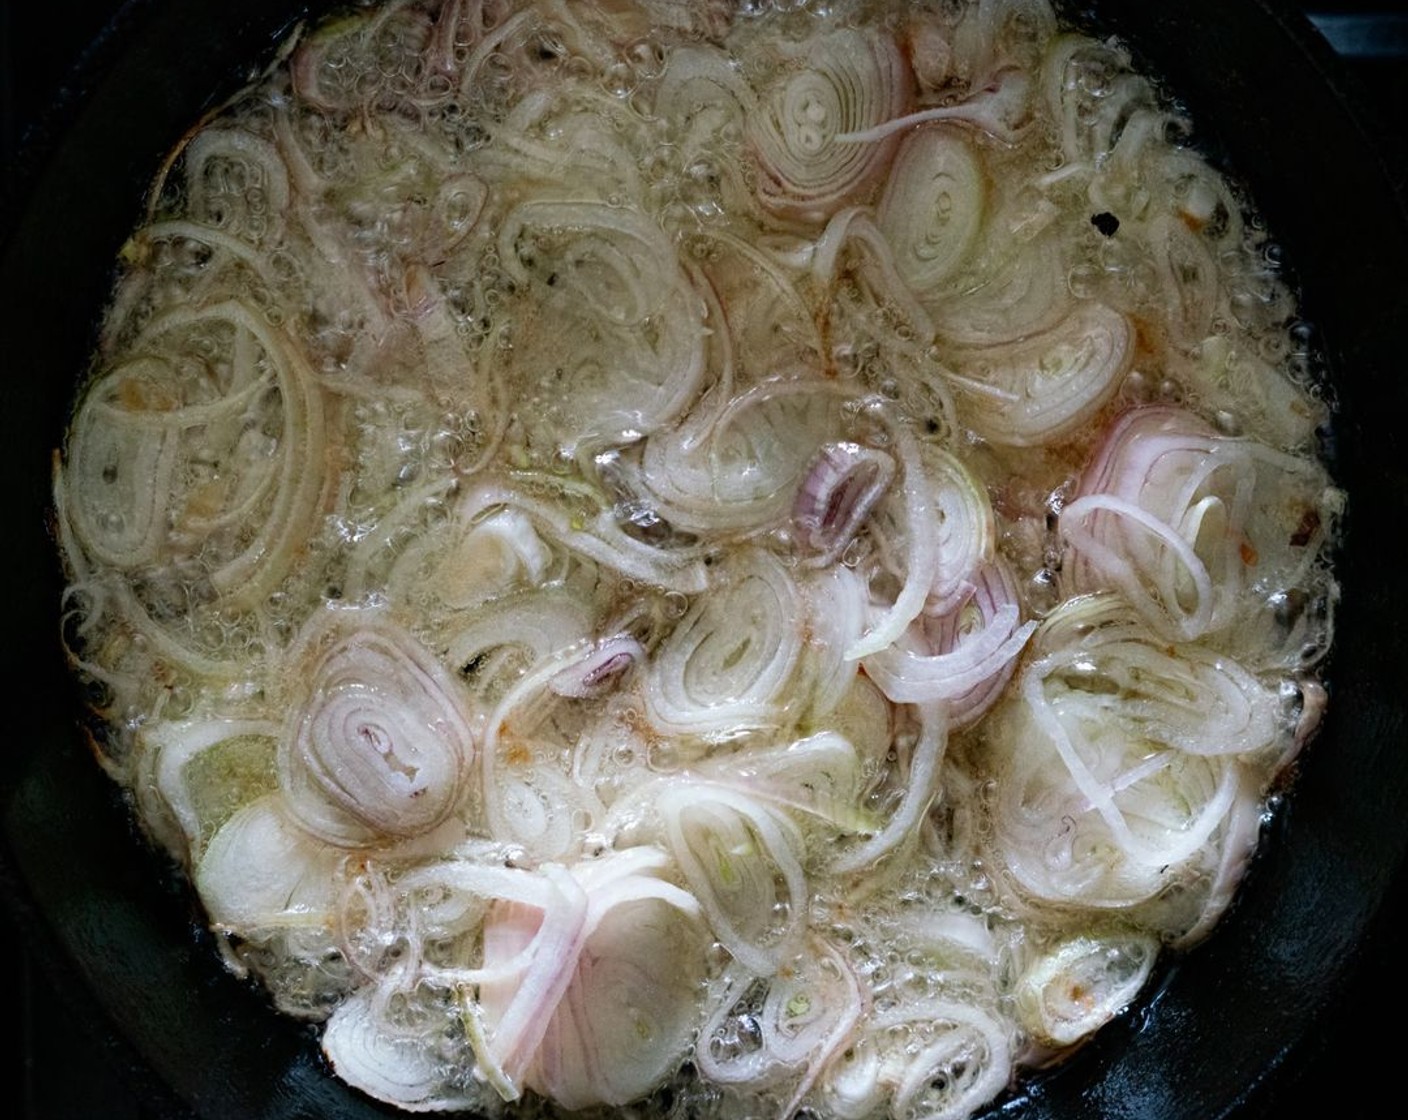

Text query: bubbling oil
(55, 1), (1339, 1118)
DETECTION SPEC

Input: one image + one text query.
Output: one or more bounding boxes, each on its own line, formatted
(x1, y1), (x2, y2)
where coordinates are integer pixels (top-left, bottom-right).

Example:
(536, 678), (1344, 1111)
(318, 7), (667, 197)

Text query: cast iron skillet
(3, 1), (1406, 1117)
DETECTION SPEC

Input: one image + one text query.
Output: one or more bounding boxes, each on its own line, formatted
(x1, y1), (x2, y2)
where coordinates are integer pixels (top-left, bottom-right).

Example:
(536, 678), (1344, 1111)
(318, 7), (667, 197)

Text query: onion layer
(280, 609), (475, 848)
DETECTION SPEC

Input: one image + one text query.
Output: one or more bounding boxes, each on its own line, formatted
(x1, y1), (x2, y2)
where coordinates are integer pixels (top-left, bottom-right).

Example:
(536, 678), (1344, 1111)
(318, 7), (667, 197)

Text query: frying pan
(2, 1), (1406, 1116)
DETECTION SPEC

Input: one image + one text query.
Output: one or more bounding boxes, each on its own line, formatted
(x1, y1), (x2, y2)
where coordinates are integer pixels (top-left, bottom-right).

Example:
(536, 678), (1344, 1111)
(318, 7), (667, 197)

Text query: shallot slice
(792, 442), (896, 566)
(548, 634), (645, 699)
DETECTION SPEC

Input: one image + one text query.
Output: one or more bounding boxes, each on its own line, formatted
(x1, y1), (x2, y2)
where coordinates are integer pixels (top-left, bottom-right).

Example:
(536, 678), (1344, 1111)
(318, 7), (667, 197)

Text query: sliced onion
(444, 586), (595, 709)
(700, 731), (878, 834)
(1148, 212), (1220, 351)
(944, 301), (1133, 446)
(837, 66), (1035, 146)
(454, 480), (711, 595)
(930, 227), (1069, 344)
(876, 127), (987, 293)
(645, 548), (803, 738)
(986, 597), (1258, 907)
(792, 442), (896, 566)
(845, 428), (941, 661)
(476, 864), (591, 1094)
(195, 794), (343, 932)
(1014, 930), (1158, 1047)
(863, 561), (1035, 723)
(827, 999), (1012, 1120)
(923, 446), (996, 615)
(140, 718), (280, 858)
(424, 507), (552, 612)
(639, 379), (846, 537)
(322, 982), (487, 1113)
(832, 704), (948, 874)
(812, 207), (937, 341)
(658, 783), (808, 976)
(793, 564), (870, 721)
(478, 646), (611, 862)
(496, 199), (706, 454)
(697, 937), (863, 1113)
(749, 29), (912, 223)
(182, 127), (291, 242)
(63, 300), (327, 610)
(888, 1001), (1013, 1120)
(280, 608), (475, 848)
(528, 856), (707, 1108)
(1063, 405), (1336, 642)
(656, 45), (756, 152)
(63, 364), (184, 571)
(548, 634), (645, 699)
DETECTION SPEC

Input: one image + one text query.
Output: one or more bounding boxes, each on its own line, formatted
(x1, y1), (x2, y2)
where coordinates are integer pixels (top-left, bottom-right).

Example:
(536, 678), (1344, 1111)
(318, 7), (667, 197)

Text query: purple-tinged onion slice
(749, 29), (912, 224)
(280, 608), (475, 849)
(792, 442), (896, 566)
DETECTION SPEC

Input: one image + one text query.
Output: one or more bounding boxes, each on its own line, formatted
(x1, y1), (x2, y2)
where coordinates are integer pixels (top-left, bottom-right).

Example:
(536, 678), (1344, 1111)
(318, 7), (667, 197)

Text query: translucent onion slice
(811, 207), (936, 341)
(863, 561), (1035, 723)
(1014, 930), (1158, 1047)
(699, 731), (879, 834)
(640, 380), (846, 536)
(529, 861), (707, 1108)
(824, 1000), (1012, 1120)
(697, 938), (863, 1115)
(63, 300), (326, 610)
(771, 939), (865, 1116)
(924, 446), (996, 614)
(1191, 333), (1328, 452)
(832, 704), (948, 874)
(322, 983), (486, 1113)
(182, 127), (290, 243)
(280, 609), (475, 848)
(140, 718), (280, 858)
(889, 1002), (1013, 1120)
(492, 765), (602, 864)
(876, 127), (987, 293)
(63, 360), (183, 570)
(423, 507), (551, 612)
(958, 0), (1059, 79)
(944, 301), (1133, 446)
(1167, 765), (1264, 948)
(455, 481), (711, 595)
(1063, 405), (1337, 643)
(986, 599), (1261, 907)
(445, 586), (595, 709)
(655, 45), (756, 159)
(478, 645), (612, 862)
(1149, 212), (1220, 351)
(792, 442), (896, 566)
(644, 548), (803, 738)
(749, 29), (912, 223)
(794, 564), (869, 721)
(496, 199), (706, 453)
(845, 429), (941, 661)
(1041, 33), (1134, 166)
(837, 66), (1035, 147)
(658, 784), (808, 976)
(690, 228), (825, 380)
(930, 227), (1068, 345)
(195, 794), (342, 932)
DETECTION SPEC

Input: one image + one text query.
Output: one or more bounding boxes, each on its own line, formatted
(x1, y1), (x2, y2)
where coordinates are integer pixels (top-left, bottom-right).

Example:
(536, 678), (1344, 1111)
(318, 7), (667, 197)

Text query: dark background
(3, 2), (1406, 1118)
